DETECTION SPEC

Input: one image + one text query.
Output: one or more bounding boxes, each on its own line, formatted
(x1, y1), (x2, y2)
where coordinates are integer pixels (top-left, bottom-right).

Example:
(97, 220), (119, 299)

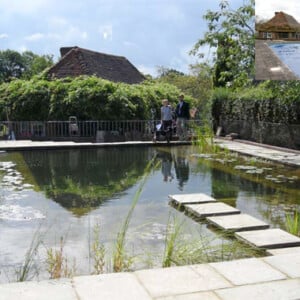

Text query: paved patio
(255, 39), (299, 80)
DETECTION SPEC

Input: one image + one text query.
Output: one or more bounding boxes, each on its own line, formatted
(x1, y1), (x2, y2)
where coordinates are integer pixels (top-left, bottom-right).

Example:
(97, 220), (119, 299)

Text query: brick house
(256, 11), (300, 40)
(47, 46), (145, 84)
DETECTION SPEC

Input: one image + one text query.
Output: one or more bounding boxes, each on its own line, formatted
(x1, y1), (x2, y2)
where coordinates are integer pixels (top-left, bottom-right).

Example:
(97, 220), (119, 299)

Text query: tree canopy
(0, 50), (54, 83)
(190, 0), (255, 87)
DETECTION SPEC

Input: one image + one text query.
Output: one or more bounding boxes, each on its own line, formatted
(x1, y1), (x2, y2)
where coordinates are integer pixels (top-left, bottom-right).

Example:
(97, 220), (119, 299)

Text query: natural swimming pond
(0, 145), (300, 282)
(269, 42), (300, 78)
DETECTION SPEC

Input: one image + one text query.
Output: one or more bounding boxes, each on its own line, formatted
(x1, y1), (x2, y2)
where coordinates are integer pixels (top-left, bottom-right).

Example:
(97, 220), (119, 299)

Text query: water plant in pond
(91, 223), (106, 274)
(161, 217), (264, 267)
(162, 214), (184, 268)
(113, 158), (157, 272)
(15, 226), (44, 282)
(46, 237), (76, 279)
(192, 122), (220, 153)
(285, 211), (300, 237)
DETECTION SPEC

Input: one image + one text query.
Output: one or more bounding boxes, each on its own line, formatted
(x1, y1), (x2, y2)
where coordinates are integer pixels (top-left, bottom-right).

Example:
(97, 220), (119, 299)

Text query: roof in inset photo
(256, 11), (300, 31)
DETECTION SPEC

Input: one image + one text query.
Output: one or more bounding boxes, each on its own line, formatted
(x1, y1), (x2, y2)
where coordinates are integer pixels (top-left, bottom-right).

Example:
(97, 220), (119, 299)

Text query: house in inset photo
(256, 11), (300, 40)
(47, 46), (145, 84)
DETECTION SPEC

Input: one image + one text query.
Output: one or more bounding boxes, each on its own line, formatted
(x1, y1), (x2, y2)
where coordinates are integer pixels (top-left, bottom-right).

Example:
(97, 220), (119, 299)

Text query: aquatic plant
(46, 237), (76, 279)
(91, 223), (106, 274)
(112, 159), (157, 272)
(285, 211), (300, 236)
(15, 226), (44, 282)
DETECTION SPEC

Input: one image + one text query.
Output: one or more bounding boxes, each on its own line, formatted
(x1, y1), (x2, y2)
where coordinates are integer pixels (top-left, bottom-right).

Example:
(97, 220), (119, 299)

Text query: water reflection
(156, 150), (174, 182)
(172, 147), (189, 190)
(19, 148), (152, 215)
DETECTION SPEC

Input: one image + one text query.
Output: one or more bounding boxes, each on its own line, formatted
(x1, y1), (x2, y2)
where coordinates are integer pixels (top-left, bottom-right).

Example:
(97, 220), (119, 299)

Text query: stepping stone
(184, 202), (240, 219)
(235, 228), (300, 249)
(207, 214), (270, 232)
(266, 246), (300, 256)
(168, 193), (216, 206)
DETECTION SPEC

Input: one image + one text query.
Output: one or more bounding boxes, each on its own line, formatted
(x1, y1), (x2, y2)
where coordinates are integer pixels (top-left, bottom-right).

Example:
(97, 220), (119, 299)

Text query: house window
(296, 32), (300, 39)
(278, 32), (289, 39)
(263, 32), (272, 39)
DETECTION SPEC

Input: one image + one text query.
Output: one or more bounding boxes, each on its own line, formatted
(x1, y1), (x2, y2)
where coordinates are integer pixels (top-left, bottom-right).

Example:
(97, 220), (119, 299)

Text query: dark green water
(0, 146), (299, 282)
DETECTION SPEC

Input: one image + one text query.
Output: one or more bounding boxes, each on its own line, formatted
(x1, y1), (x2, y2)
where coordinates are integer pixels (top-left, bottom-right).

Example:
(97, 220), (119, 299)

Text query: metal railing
(0, 119), (203, 142)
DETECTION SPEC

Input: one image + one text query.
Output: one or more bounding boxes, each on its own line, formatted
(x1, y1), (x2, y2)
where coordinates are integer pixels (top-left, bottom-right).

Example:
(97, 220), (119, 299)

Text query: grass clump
(91, 223), (106, 274)
(46, 237), (76, 279)
(15, 227), (44, 282)
(285, 211), (300, 236)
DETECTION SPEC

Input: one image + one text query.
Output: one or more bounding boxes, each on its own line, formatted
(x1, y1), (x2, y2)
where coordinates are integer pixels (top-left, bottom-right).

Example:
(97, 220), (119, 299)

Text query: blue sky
(0, 0), (244, 76)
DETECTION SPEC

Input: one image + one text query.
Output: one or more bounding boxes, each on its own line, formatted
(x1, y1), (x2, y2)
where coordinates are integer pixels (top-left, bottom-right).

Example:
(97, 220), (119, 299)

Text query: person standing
(160, 99), (173, 142)
(175, 94), (190, 141)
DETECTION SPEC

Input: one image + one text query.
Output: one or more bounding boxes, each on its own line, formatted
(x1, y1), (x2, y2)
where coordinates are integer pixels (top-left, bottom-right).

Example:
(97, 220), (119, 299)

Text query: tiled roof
(47, 46), (145, 84)
(257, 11), (300, 31)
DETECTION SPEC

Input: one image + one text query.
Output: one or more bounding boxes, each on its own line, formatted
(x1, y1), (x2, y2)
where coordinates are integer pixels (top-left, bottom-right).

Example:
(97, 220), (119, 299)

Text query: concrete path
(1, 139), (300, 299)
(214, 138), (300, 167)
(1, 254), (300, 300)
(255, 40), (299, 80)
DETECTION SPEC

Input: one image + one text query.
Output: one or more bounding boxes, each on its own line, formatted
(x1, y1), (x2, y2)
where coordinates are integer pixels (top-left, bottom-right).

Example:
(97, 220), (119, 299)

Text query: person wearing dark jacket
(175, 94), (190, 141)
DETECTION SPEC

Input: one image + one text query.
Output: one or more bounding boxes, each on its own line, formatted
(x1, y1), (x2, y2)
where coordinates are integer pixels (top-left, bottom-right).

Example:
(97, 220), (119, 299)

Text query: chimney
(60, 47), (77, 57)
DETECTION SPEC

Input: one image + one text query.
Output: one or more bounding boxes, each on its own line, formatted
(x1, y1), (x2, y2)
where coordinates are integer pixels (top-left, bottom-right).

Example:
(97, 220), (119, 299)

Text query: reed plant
(112, 158), (158, 272)
(285, 211), (300, 236)
(162, 217), (263, 267)
(46, 237), (76, 279)
(162, 214), (185, 267)
(15, 226), (44, 282)
(91, 223), (106, 274)
(192, 122), (220, 153)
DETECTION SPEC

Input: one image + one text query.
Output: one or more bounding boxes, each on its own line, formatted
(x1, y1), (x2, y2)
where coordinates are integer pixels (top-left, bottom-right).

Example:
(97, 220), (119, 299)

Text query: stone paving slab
(156, 291), (220, 299)
(0, 279), (76, 300)
(235, 228), (300, 249)
(206, 214), (269, 232)
(263, 253), (300, 278)
(215, 278), (300, 300)
(214, 139), (300, 167)
(210, 257), (286, 286)
(135, 264), (232, 298)
(168, 193), (216, 206)
(266, 246), (300, 256)
(184, 202), (240, 219)
(73, 273), (151, 300)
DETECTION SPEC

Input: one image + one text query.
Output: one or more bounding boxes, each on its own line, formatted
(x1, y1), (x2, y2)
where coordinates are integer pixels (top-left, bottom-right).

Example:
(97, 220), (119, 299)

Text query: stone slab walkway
(235, 228), (300, 249)
(214, 138), (300, 167)
(1, 254), (300, 299)
(207, 214), (270, 232)
(185, 202), (240, 218)
(169, 193), (216, 206)
(255, 40), (299, 80)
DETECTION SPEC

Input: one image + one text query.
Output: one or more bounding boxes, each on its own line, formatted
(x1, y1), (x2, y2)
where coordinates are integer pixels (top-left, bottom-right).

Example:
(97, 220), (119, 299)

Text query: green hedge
(211, 81), (300, 126)
(0, 76), (194, 121)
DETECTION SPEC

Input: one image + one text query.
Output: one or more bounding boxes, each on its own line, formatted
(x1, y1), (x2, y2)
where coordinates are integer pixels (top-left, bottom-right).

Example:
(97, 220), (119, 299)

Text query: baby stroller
(153, 120), (175, 143)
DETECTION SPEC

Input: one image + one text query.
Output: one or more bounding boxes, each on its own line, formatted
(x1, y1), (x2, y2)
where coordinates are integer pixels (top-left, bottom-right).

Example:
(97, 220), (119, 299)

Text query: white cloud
(137, 64), (157, 77)
(99, 25), (112, 41)
(0, 33), (8, 39)
(24, 33), (44, 41)
(256, 0), (300, 20)
(0, 0), (52, 15)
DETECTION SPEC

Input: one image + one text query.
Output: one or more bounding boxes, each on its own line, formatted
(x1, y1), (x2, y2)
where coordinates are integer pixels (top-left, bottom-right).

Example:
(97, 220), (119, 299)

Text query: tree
(0, 50), (25, 83)
(21, 51), (54, 79)
(190, 0), (255, 87)
(0, 50), (54, 83)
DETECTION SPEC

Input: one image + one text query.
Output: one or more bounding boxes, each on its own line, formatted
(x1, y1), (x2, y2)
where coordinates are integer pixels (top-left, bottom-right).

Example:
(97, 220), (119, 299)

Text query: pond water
(0, 145), (299, 283)
(269, 42), (300, 78)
